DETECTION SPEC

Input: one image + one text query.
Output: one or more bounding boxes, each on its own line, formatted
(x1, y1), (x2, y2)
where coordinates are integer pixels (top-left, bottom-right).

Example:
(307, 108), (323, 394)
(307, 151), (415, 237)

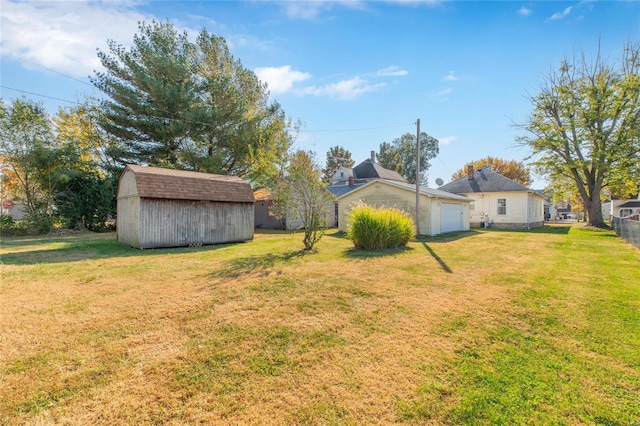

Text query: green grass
(1, 225), (638, 424)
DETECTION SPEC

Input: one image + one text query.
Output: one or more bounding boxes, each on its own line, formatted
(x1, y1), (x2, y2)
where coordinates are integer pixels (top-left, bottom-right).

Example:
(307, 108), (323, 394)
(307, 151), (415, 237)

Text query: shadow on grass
(0, 234), (241, 266)
(421, 242), (453, 273)
(344, 245), (414, 259)
(207, 250), (308, 279)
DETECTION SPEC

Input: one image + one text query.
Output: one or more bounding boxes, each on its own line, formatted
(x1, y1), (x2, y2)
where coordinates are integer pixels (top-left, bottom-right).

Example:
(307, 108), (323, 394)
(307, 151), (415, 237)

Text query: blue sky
(1, 0), (638, 187)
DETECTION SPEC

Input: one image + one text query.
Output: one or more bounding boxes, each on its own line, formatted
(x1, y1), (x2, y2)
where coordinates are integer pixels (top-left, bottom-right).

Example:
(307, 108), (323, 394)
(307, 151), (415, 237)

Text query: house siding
(464, 191), (544, 229)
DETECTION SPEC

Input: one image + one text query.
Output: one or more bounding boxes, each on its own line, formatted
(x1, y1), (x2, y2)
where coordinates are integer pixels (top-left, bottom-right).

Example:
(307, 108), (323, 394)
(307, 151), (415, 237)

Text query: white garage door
(440, 203), (463, 233)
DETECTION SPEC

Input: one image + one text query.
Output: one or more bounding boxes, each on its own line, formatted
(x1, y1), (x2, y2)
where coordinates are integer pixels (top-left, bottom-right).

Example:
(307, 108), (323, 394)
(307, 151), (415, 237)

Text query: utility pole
(415, 118), (420, 236)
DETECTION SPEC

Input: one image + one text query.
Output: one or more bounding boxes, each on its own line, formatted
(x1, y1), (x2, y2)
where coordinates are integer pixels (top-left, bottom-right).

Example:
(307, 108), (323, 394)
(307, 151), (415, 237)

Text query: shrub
(346, 203), (414, 250)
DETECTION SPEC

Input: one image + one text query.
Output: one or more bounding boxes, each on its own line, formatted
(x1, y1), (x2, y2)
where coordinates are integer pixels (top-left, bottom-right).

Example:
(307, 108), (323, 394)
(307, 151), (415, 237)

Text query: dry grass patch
(1, 226), (638, 424)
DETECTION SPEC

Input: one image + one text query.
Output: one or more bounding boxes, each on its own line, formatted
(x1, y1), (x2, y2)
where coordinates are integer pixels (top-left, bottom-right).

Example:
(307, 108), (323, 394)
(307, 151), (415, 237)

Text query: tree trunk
(586, 195), (605, 227)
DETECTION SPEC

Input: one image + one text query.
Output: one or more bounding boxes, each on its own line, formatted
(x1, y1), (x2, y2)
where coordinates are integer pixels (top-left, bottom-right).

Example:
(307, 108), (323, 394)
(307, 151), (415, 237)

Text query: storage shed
(117, 165), (254, 249)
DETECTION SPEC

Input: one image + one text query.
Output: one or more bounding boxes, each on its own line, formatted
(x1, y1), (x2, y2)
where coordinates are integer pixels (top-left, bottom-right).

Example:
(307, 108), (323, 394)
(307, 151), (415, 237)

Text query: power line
(30, 63), (94, 87)
(0, 85), (84, 105)
(305, 123), (413, 133)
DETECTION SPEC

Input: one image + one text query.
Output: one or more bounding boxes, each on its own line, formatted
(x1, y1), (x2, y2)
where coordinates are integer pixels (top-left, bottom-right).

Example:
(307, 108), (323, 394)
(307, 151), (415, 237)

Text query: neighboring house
(534, 190), (554, 221)
(438, 165), (545, 229)
(611, 194), (640, 218)
(329, 152), (407, 188)
(555, 200), (572, 220)
(328, 166), (354, 186)
(330, 178), (471, 236)
(117, 165), (254, 249)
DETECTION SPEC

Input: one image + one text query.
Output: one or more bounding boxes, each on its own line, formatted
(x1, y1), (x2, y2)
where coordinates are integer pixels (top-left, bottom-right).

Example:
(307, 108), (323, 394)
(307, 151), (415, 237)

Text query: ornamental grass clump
(346, 203), (414, 250)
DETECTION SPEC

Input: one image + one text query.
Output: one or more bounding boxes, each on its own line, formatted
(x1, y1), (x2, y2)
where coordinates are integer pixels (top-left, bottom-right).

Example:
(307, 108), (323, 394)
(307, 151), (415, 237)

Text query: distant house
(438, 166), (545, 229)
(117, 165), (254, 249)
(611, 194), (640, 218)
(330, 153), (407, 186)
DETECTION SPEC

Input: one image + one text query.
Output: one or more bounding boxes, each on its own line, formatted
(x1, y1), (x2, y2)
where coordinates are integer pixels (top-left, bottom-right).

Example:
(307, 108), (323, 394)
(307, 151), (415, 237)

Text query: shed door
(441, 203), (463, 233)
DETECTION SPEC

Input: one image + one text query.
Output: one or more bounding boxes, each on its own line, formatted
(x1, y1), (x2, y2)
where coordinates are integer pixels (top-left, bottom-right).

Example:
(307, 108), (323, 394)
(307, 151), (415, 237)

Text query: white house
(610, 194), (640, 218)
(438, 166), (545, 229)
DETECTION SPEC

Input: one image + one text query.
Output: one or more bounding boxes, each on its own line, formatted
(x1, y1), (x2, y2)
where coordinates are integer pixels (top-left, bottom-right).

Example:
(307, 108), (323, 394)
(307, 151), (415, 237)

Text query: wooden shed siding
(116, 169), (141, 247)
(337, 182), (432, 235)
(117, 196), (141, 247)
(136, 199), (253, 249)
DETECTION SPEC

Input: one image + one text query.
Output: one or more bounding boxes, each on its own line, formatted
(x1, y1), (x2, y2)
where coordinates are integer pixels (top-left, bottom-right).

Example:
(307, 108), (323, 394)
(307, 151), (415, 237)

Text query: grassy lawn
(1, 225), (639, 425)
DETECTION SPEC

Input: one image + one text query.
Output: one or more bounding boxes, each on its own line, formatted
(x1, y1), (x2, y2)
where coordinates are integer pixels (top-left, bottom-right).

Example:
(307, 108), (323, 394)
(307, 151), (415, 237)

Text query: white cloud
(254, 66), (311, 95)
(437, 136), (457, 145)
(281, 0), (366, 20)
(550, 6), (573, 20)
(0, 1), (158, 78)
(376, 66), (408, 77)
(302, 77), (385, 100)
(518, 6), (532, 16)
(443, 70), (457, 81)
(432, 88), (453, 97)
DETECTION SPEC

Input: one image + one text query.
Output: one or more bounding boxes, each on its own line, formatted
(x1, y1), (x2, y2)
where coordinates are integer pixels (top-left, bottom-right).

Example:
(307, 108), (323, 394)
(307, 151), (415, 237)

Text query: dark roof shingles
(352, 159), (407, 182)
(126, 164), (254, 203)
(438, 167), (530, 194)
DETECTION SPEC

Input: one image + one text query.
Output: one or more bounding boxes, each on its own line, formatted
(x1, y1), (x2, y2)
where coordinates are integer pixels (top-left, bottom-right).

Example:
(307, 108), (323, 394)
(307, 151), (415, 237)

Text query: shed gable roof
(122, 164), (254, 203)
(438, 167), (533, 194)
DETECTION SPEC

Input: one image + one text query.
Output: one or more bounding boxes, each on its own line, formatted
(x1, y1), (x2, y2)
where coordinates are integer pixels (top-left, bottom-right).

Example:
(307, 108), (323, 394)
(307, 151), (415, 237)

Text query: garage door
(440, 203), (463, 233)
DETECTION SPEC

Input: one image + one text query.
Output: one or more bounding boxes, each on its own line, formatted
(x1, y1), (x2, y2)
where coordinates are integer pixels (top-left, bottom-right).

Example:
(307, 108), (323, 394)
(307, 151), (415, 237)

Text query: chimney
(348, 176), (354, 186)
(467, 165), (474, 180)
(371, 150), (375, 162)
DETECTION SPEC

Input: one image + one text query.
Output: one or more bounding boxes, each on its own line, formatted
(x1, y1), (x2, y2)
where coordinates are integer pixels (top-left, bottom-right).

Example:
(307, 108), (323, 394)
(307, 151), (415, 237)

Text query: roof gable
(335, 178), (471, 202)
(122, 164), (254, 203)
(439, 167), (532, 194)
(352, 159), (407, 183)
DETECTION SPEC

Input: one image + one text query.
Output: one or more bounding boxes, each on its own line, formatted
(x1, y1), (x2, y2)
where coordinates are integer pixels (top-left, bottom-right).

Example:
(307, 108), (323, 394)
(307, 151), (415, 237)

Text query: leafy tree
(271, 150), (335, 250)
(518, 42), (640, 227)
(54, 102), (122, 176)
(0, 98), (63, 220)
(91, 21), (196, 166)
(55, 174), (116, 231)
(377, 132), (439, 186)
(451, 156), (532, 186)
(91, 21), (292, 184)
(322, 145), (355, 183)
(53, 104), (119, 231)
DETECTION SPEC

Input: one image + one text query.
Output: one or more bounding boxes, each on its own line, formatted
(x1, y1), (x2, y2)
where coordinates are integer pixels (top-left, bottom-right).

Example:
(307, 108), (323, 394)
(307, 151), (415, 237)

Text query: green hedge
(346, 203), (414, 250)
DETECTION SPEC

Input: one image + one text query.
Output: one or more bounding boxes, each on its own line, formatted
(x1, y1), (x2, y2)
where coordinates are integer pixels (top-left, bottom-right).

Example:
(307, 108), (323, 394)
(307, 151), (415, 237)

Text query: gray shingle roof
(123, 164), (254, 203)
(618, 200), (640, 208)
(352, 159), (407, 182)
(438, 166), (531, 194)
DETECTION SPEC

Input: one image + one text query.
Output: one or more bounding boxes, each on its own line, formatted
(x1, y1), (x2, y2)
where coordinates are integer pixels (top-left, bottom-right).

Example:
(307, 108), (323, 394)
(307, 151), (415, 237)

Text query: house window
(469, 202), (475, 210)
(497, 198), (507, 215)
